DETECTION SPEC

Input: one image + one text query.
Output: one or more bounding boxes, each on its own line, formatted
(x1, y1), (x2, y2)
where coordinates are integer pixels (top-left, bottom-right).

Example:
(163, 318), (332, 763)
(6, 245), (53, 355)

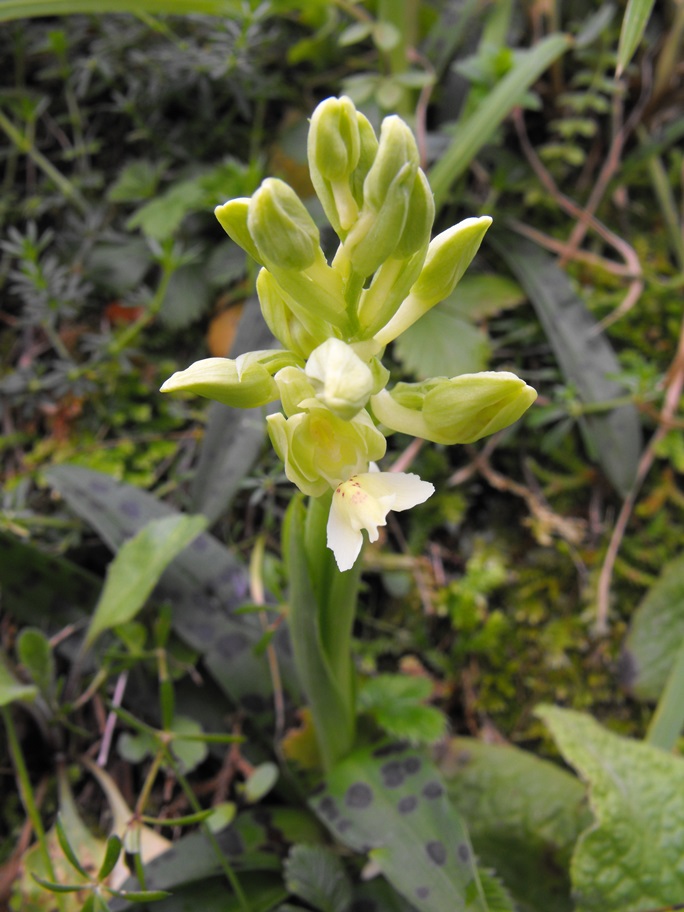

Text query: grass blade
(428, 32), (572, 209)
(616, 0), (656, 76)
(0, 0), (241, 21)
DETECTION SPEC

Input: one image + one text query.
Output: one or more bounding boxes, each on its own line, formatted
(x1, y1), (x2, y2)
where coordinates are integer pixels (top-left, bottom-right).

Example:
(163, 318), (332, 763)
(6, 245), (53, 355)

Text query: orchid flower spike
(327, 467), (434, 571)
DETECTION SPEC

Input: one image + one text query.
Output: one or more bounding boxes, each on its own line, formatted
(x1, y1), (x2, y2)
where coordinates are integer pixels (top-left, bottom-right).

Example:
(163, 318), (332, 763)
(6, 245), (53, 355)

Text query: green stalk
(0, 107), (88, 214)
(107, 258), (175, 355)
(377, 0), (416, 116)
(285, 496), (359, 769)
(2, 706), (67, 912)
(637, 125), (684, 273)
(646, 636), (684, 752)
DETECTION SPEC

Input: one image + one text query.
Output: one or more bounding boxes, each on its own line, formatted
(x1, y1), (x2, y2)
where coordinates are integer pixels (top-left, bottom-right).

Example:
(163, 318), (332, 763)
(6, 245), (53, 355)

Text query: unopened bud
(248, 178), (321, 271)
(215, 198), (262, 264)
(371, 371), (536, 444)
(161, 350), (302, 409)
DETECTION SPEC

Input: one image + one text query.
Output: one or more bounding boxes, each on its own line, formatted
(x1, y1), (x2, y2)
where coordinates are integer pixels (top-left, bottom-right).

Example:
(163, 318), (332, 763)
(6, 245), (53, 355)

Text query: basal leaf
(312, 742), (489, 912)
(84, 514), (208, 649)
(621, 552), (684, 701)
(46, 466), (298, 716)
(538, 705), (684, 912)
(489, 230), (642, 495)
(439, 736), (589, 912)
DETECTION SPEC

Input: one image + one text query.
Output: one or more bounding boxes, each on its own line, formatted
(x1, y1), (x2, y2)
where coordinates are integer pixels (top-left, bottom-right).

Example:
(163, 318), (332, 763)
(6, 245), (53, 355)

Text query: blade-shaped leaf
(489, 229), (642, 495)
(311, 742), (489, 912)
(429, 33), (572, 208)
(621, 552), (684, 701)
(0, 0), (241, 22)
(538, 704), (684, 912)
(616, 0), (656, 76)
(17, 628), (55, 697)
(85, 514), (208, 649)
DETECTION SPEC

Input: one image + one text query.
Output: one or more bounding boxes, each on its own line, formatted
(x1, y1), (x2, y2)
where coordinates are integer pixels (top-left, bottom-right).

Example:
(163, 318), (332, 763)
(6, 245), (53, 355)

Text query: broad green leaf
(616, 0), (656, 76)
(86, 240), (151, 296)
(393, 306), (490, 379)
(0, 653), (38, 706)
(0, 0), (241, 22)
(358, 675), (447, 744)
(114, 807), (325, 899)
(84, 514), (208, 649)
(429, 33), (572, 208)
(114, 872), (286, 912)
(621, 552), (684, 701)
(46, 466), (298, 718)
(159, 263), (212, 330)
(489, 230), (642, 495)
(126, 178), (206, 241)
(16, 628), (54, 698)
(538, 705), (684, 912)
(312, 742), (489, 912)
(284, 844), (352, 912)
(439, 737), (589, 912)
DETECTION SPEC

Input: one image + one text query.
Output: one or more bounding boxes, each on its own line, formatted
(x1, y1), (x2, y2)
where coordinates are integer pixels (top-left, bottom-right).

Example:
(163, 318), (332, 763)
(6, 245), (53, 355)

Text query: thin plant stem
(2, 706), (67, 912)
(0, 106), (88, 214)
(162, 746), (251, 912)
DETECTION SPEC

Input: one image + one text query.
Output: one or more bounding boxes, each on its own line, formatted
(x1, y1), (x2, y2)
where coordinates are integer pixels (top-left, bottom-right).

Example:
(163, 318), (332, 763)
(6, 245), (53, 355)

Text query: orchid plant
(161, 96), (536, 771)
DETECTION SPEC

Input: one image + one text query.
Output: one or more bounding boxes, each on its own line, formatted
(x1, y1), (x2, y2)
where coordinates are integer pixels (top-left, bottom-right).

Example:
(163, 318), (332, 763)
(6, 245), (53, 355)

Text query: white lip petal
(326, 470), (435, 572)
(327, 494), (364, 572)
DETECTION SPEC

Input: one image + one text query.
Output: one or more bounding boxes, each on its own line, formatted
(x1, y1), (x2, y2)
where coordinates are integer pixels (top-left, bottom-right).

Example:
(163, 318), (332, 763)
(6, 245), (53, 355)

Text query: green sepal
(248, 178), (322, 271)
(375, 216), (492, 345)
(161, 350), (302, 408)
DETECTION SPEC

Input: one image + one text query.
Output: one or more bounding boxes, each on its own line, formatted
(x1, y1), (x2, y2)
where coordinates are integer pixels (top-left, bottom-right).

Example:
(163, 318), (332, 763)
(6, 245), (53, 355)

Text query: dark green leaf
(621, 553), (684, 701)
(489, 230), (642, 495)
(97, 835), (123, 882)
(359, 675), (446, 744)
(55, 814), (91, 878)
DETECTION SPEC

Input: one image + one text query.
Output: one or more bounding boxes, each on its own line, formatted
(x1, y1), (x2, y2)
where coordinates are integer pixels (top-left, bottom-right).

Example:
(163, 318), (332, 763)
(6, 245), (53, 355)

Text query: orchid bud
(305, 338), (374, 420)
(267, 407), (386, 497)
(308, 96), (361, 233)
(363, 115), (419, 212)
(371, 371), (537, 444)
(160, 350), (302, 409)
(214, 198), (263, 265)
(375, 216), (492, 346)
(248, 178), (322, 271)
